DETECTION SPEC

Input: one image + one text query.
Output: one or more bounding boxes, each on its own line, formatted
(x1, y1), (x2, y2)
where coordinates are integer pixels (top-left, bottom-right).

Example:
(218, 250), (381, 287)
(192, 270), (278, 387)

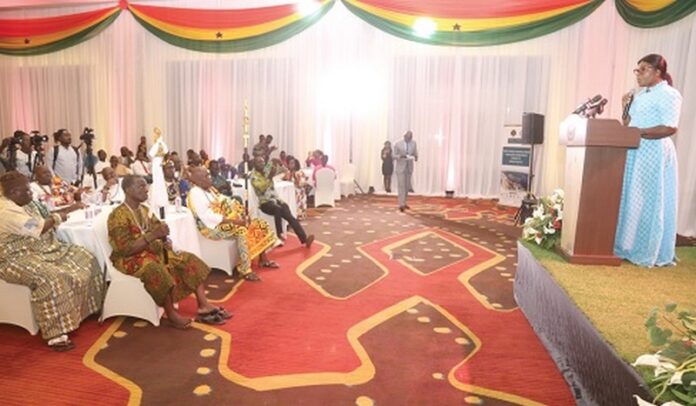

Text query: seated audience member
(282, 157), (309, 219)
(30, 165), (84, 212)
(209, 160), (232, 196)
(119, 146), (134, 167)
(252, 134), (267, 160)
(279, 150), (288, 168)
(312, 154), (336, 184)
(218, 158), (237, 180)
(169, 152), (183, 177)
(99, 167), (125, 205)
(0, 171), (104, 350)
(251, 156), (314, 247)
(237, 152), (251, 178)
(136, 136), (148, 155)
(93, 149), (109, 176)
(187, 166), (277, 282)
(186, 149), (196, 164)
(163, 159), (189, 206)
(132, 150), (151, 178)
(200, 150), (211, 168)
(110, 155), (132, 177)
(306, 149), (324, 168)
(108, 175), (228, 328)
(183, 152), (203, 179)
(262, 134), (277, 162)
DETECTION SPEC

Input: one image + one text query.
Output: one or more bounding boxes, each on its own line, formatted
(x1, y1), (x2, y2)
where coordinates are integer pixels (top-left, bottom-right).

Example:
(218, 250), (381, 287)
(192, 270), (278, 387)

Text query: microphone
(585, 98), (608, 118)
(573, 94), (603, 115)
(622, 88), (637, 121)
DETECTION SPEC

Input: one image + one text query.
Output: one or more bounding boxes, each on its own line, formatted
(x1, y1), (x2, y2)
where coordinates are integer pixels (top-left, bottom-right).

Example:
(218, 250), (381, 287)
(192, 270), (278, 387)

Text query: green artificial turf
(522, 241), (696, 363)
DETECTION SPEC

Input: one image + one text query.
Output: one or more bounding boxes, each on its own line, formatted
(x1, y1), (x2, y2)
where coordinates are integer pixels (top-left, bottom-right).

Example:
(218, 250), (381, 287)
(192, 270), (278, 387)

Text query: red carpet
(0, 195), (574, 405)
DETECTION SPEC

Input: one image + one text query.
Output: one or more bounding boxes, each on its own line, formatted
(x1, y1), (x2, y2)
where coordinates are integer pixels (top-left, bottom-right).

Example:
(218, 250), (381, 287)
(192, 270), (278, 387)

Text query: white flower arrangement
(522, 189), (564, 249)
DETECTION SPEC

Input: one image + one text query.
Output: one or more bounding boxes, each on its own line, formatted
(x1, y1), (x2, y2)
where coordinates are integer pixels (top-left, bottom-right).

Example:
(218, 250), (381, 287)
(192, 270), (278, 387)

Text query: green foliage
(635, 304), (696, 405)
(522, 189), (563, 250)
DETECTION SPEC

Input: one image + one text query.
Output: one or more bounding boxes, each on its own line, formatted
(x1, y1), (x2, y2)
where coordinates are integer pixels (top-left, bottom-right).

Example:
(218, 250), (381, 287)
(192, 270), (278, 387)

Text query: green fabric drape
(131, 1), (334, 53)
(0, 10), (120, 56)
(616, 1), (696, 28)
(341, 0), (604, 47)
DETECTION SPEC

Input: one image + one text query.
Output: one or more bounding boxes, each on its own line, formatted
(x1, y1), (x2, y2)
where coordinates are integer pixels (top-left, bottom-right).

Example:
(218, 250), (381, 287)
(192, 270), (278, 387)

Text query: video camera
(29, 130), (49, 146)
(10, 130), (26, 146)
(80, 127), (95, 143)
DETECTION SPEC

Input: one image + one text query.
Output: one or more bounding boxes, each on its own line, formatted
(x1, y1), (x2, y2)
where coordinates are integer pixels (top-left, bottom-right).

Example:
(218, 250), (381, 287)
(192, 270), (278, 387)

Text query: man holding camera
(11, 131), (38, 178)
(0, 131), (42, 178)
(48, 129), (81, 186)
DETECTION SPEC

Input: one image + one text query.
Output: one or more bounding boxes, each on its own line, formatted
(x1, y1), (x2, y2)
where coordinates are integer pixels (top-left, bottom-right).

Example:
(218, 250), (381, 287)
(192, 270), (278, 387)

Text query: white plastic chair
(93, 209), (163, 326)
(339, 163), (357, 197)
(196, 234), (239, 276)
(315, 168), (336, 208)
(0, 279), (39, 335)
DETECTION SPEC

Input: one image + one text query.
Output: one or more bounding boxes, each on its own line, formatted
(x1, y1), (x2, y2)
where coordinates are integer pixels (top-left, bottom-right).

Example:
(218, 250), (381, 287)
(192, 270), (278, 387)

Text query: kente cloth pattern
(0, 200), (104, 339)
(187, 190), (275, 275)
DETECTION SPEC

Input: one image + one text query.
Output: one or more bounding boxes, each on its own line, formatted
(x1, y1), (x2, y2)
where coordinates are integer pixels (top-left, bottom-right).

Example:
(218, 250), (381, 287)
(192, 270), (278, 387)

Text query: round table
(56, 205), (202, 272)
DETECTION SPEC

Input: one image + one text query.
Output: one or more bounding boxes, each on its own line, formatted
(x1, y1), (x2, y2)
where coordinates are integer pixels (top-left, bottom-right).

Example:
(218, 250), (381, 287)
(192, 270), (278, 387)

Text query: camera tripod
(513, 143), (538, 226)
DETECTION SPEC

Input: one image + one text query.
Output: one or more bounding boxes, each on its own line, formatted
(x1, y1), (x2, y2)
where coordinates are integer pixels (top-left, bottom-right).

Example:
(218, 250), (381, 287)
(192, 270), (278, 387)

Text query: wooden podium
(559, 116), (640, 266)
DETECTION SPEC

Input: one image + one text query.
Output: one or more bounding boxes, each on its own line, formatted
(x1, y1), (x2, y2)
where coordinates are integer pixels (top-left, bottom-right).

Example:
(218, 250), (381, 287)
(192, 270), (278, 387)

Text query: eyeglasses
(633, 66), (654, 75)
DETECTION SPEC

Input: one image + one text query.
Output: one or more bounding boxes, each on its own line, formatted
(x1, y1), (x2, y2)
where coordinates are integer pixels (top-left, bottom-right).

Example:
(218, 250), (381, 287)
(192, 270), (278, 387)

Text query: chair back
(315, 168), (335, 207)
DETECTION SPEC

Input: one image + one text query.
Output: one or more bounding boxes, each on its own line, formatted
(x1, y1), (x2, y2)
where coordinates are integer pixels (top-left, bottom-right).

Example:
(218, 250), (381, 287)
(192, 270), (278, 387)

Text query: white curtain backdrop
(0, 1), (694, 235)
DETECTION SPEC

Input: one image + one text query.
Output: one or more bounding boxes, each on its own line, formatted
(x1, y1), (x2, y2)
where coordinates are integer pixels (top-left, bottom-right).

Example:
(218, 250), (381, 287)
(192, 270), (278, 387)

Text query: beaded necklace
(123, 203), (150, 234)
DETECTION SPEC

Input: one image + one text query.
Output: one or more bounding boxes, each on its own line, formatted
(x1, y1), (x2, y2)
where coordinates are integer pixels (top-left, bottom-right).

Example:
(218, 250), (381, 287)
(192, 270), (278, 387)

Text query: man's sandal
(195, 311), (226, 325)
(47, 334), (75, 352)
(261, 261), (279, 269)
(214, 306), (233, 320)
(243, 272), (261, 282)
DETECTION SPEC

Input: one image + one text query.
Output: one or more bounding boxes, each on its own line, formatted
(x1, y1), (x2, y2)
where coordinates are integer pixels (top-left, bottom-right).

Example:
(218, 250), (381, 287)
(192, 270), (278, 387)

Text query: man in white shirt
(11, 131), (38, 179)
(132, 150), (151, 177)
(98, 167), (124, 205)
(48, 129), (81, 186)
(93, 150), (109, 176)
(187, 166), (278, 281)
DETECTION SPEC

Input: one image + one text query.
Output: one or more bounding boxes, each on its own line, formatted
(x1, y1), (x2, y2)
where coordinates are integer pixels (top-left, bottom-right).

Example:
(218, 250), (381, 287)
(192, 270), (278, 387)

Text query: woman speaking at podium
(615, 54), (682, 267)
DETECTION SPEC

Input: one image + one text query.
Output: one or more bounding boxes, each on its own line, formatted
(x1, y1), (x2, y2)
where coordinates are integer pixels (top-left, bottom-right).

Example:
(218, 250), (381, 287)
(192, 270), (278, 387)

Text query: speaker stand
(514, 143), (538, 226)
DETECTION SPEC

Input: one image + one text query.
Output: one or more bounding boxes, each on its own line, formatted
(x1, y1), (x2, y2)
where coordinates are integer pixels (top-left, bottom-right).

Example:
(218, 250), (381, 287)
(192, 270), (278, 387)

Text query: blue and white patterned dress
(614, 81), (682, 267)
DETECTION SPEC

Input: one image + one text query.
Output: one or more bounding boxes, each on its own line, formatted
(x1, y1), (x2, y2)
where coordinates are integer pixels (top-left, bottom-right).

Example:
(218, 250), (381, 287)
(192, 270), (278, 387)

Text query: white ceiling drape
(0, 1), (694, 236)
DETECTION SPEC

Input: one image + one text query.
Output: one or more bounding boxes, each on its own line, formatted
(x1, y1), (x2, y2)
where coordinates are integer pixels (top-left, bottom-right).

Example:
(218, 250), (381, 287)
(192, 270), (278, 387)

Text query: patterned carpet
(0, 195), (574, 405)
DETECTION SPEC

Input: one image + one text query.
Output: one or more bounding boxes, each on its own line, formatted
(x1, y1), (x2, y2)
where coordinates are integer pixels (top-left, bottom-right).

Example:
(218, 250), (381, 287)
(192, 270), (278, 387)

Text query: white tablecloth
(232, 179), (297, 219)
(56, 205), (202, 272)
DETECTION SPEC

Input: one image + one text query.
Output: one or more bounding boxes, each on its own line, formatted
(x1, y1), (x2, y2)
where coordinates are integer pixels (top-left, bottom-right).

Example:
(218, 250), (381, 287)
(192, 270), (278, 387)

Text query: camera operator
(12, 130), (39, 178)
(78, 128), (98, 189)
(48, 129), (81, 186)
(14, 130), (48, 179)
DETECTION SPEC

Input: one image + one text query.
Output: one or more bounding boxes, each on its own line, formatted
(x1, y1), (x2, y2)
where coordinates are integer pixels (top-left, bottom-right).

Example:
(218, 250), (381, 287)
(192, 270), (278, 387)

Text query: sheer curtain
(0, 1), (694, 235)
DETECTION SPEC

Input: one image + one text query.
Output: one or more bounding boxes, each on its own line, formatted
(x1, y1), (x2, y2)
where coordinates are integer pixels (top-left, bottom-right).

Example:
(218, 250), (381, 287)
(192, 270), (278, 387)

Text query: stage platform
(514, 242), (696, 405)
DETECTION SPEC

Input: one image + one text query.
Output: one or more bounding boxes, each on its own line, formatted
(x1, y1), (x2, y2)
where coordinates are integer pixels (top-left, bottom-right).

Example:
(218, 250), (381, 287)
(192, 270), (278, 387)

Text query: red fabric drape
(129, 3), (299, 29)
(354, 0), (592, 18)
(0, 7), (114, 36)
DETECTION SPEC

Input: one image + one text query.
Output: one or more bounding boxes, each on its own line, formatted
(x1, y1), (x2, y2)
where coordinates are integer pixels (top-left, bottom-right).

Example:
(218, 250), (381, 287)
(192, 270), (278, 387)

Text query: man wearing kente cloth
(0, 171), (104, 351)
(108, 175), (229, 328)
(187, 166), (277, 282)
